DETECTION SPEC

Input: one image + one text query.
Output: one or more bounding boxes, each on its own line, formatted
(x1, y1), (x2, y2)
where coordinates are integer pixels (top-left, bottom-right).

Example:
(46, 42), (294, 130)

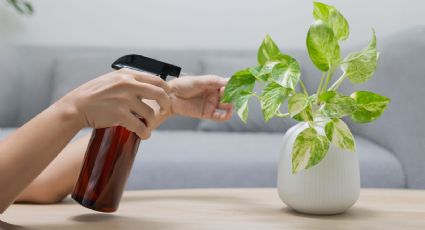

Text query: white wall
(0, 0), (424, 50)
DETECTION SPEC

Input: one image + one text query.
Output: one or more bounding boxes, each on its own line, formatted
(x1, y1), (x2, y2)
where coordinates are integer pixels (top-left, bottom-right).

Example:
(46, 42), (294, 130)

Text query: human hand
(168, 75), (233, 121)
(56, 68), (171, 139)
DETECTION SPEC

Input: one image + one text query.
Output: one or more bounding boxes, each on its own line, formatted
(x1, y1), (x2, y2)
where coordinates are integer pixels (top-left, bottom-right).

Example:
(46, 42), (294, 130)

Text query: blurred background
(1, 0), (425, 49)
(1, 0), (424, 191)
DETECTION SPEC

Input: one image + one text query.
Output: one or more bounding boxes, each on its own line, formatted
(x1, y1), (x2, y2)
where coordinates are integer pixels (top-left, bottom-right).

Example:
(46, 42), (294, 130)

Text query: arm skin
(0, 103), (84, 212)
(15, 100), (170, 205)
(9, 75), (232, 209)
(0, 69), (172, 213)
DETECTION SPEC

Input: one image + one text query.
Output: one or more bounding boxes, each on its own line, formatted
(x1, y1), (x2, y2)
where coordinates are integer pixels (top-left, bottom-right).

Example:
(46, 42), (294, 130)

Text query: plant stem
(316, 72), (326, 97)
(299, 79), (308, 96)
(329, 72), (347, 91)
(275, 112), (290, 118)
(321, 67), (334, 93)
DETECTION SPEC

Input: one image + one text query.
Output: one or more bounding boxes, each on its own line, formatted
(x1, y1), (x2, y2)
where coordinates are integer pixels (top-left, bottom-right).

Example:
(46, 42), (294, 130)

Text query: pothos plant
(222, 1), (390, 174)
(5, 0), (33, 15)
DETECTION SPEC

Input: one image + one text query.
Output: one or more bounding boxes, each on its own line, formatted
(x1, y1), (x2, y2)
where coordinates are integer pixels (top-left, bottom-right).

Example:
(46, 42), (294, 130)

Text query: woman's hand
(57, 68), (171, 139)
(168, 75), (233, 121)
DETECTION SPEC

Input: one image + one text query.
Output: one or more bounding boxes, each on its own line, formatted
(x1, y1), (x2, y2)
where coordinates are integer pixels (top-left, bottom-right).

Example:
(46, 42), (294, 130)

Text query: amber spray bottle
(71, 54), (181, 212)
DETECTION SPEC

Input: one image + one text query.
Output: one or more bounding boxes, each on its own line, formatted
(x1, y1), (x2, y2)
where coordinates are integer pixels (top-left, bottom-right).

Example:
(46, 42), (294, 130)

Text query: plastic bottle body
(71, 126), (140, 212)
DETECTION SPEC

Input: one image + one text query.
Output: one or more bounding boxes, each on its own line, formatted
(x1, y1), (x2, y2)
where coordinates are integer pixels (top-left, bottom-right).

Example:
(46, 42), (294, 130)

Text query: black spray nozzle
(111, 54), (181, 80)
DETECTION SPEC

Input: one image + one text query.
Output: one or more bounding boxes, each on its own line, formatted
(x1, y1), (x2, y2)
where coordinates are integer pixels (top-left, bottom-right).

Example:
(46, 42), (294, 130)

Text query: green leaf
(306, 20), (341, 71)
(288, 93), (308, 117)
(292, 128), (317, 173)
(341, 30), (378, 84)
(258, 34), (281, 65)
(222, 69), (256, 122)
(291, 95), (316, 122)
(350, 91), (390, 123)
(249, 63), (274, 82)
(306, 134), (330, 169)
(259, 82), (290, 122)
(6, 0), (33, 15)
(292, 127), (330, 173)
(319, 91), (357, 118)
(270, 54), (301, 90)
(293, 105), (314, 122)
(313, 2), (349, 41)
(325, 118), (356, 152)
(236, 91), (254, 123)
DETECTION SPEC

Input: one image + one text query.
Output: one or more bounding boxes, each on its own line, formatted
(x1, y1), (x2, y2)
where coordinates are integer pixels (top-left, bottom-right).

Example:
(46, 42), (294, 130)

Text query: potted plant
(222, 1), (390, 215)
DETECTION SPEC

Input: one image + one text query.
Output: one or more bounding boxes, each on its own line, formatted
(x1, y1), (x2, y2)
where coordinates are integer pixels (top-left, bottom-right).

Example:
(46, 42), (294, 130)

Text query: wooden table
(1, 188), (425, 230)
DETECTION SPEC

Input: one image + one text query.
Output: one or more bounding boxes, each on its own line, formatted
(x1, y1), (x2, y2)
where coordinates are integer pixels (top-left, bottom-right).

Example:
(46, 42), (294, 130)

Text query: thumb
(195, 75), (228, 90)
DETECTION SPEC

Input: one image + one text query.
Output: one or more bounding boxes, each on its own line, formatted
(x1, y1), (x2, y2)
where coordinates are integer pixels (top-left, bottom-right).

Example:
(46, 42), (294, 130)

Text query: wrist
(168, 80), (179, 117)
(51, 97), (87, 130)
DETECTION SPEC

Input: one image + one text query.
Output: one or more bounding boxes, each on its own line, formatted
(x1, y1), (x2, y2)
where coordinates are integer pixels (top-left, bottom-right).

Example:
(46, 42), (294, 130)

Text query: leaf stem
(321, 67), (334, 93)
(299, 79), (309, 96)
(329, 72), (347, 91)
(316, 72), (326, 97)
(275, 112), (290, 118)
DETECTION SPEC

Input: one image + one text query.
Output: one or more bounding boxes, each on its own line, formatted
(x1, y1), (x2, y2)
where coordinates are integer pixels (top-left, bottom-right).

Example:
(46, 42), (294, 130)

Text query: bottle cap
(111, 54), (181, 80)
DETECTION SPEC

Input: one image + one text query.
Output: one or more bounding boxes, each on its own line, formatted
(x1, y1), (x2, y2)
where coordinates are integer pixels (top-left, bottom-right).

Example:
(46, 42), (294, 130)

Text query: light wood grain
(1, 188), (425, 230)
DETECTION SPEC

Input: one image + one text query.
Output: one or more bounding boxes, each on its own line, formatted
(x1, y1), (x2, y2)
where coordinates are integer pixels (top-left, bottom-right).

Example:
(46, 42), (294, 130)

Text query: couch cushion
(0, 128), (405, 189)
(0, 44), (22, 127)
(125, 130), (405, 190)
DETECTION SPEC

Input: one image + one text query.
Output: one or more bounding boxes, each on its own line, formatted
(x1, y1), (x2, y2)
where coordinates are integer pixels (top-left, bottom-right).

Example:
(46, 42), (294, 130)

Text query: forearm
(14, 100), (170, 206)
(0, 101), (83, 213)
(15, 135), (90, 204)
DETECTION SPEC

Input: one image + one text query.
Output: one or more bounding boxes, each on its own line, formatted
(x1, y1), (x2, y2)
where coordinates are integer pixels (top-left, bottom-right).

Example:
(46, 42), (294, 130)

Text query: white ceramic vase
(277, 122), (360, 215)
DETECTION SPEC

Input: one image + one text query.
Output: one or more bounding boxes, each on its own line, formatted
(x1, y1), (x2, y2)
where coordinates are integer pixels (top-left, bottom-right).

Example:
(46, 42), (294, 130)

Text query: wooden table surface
(1, 188), (425, 230)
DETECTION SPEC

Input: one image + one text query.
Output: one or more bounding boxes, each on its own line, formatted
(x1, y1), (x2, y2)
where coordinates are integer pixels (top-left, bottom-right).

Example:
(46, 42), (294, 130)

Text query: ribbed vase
(277, 122), (360, 215)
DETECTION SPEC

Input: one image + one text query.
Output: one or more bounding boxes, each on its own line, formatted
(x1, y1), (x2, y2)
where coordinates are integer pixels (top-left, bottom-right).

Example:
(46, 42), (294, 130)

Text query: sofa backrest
(0, 44), (21, 127)
(0, 46), (205, 129)
(1, 27), (424, 188)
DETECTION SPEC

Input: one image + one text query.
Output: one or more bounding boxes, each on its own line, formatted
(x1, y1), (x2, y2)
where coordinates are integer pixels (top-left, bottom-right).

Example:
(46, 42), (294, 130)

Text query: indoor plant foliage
(4, 0), (33, 15)
(222, 2), (390, 174)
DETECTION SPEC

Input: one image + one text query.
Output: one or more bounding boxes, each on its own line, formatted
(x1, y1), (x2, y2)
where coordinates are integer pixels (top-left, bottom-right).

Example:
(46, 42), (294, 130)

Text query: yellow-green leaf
(341, 30), (378, 84)
(306, 20), (341, 72)
(288, 93), (308, 117)
(325, 118), (356, 152)
(270, 54), (301, 90)
(258, 34), (281, 65)
(313, 1), (349, 41)
(259, 82), (290, 122)
(292, 127), (330, 173)
(222, 69), (256, 123)
(306, 134), (330, 169)
(319, 91), (357, 118)
(350, 91), (390, 123)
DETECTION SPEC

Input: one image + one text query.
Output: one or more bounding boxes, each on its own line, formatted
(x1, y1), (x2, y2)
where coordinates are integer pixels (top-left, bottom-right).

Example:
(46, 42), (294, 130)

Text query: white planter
(277, 122), (360, 215)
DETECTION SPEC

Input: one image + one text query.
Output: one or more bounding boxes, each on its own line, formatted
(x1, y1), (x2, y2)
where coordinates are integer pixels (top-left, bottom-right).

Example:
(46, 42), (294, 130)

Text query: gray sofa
(1, 27), (424, 190)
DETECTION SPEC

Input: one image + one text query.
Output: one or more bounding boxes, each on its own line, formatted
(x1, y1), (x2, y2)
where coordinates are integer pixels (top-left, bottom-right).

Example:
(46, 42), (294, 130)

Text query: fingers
(214, 87), (233, 121)
(205, 88), (234, 122)
(119, 68), (171, 94)
(210, 103), (233, 121)
(128, 81), (171, 114)
(219, 87), (225, 97)
(120, 112), (150, 139)
(117, 68), (171, 114)
(129, 98), (155, 128)
(193, 75), (228, 90)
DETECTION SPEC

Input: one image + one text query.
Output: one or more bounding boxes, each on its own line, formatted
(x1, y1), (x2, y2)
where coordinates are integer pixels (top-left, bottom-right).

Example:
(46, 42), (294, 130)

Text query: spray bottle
(71, 54), (181, 212)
